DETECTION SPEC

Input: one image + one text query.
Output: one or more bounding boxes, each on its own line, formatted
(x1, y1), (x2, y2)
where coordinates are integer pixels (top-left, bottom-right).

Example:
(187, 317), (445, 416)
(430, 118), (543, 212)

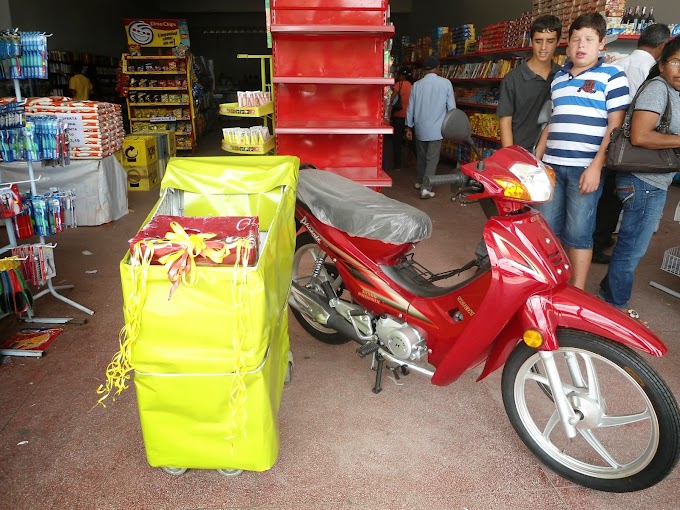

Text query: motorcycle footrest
(356, 342), (379, 358)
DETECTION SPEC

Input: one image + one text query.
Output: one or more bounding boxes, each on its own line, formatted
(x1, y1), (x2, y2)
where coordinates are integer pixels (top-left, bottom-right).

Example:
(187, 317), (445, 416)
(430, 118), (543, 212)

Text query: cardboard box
(122, 135), (158, 166)
(136, 130), (176, 159)
(126, 165), (160, 191)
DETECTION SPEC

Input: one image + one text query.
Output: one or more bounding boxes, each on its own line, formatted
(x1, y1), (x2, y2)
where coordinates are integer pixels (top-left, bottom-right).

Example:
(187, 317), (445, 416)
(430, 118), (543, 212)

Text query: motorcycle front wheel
(501, 329), (680, 492)
(290, 232), (352, 344)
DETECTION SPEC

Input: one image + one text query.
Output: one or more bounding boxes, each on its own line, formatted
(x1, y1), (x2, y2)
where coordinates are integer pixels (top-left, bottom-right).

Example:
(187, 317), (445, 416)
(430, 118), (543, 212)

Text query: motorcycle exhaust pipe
(289, 282), (371, 345)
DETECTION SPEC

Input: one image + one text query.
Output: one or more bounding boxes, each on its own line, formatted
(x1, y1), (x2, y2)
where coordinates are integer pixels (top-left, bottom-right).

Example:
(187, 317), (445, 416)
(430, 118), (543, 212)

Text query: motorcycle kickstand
(372, 353), (385, 394)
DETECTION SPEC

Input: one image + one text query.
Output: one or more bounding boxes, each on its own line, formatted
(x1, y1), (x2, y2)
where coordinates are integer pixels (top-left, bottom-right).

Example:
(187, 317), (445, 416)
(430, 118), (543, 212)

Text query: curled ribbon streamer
(157, 221), (229, 299)
(96, 242), (154, 408)
(222, 236), (255, 451)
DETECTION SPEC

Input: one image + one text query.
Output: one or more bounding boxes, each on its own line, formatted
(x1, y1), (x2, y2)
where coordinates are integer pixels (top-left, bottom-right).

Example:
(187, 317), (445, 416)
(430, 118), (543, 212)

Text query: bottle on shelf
(631, 6), (641, 34)
(621, 7), (633, 29)
(647, 7), (655, 26)
(638, 6), (648, 33)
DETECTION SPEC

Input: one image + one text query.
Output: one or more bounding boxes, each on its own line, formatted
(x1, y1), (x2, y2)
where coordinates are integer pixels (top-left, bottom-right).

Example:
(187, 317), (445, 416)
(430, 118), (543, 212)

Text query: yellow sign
(124, 19), (189, 48)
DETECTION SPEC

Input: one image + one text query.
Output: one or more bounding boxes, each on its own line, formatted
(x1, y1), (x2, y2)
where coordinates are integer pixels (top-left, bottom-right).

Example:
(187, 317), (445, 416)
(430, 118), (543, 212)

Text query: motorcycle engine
(375, 316), (427, 361)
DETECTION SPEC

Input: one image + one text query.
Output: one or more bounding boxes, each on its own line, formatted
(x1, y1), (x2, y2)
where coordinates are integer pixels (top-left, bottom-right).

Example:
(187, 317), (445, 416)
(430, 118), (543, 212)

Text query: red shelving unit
(270, 0), (394, 187)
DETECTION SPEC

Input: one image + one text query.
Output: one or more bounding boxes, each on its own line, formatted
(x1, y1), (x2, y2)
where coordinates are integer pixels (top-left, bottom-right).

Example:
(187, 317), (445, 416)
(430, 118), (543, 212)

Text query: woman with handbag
(599, 37), (680, 323)
(389, 67), (413, 171)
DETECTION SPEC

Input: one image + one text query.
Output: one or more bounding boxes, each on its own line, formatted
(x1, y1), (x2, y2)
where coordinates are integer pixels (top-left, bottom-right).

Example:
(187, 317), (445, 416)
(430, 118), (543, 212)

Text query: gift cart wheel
(285, 350), (294, 384)
(162, 467), (188, 476)
(217, 468), (243, 477)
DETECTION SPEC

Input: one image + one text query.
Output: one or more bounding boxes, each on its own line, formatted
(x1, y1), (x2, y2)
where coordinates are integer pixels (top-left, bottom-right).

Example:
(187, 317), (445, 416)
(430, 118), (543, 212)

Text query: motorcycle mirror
(532, 100), (552, 156)
(536, 100), (552, 129)
(442, 109), (485, 171)
(441, 109), (471, 142)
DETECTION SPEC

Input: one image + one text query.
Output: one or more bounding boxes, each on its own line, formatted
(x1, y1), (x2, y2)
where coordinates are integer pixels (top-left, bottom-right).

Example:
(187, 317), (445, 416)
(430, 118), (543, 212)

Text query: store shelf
(276, 120), (392, 135)
(315, 167), (393, 187)
(273, 77), (393, 85)
(219, 101), (274, 117)
(472, 134), (501, 143)
(449, 78), (503, 83)
(125, 71), (184, 75)
(129, 102), (188, 106)
(130, 117), (191, 122)
(129, 87), (188, 91)
(221, 137), (275, 155)
(270, 24), (394, 35)
(440, 43), (567, 62)
(457, 102), (498, 109)
(125, 55), (185, 60)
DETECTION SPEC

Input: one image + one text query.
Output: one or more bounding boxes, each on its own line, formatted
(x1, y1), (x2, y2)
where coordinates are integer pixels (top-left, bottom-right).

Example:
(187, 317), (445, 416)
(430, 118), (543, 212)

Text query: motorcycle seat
(297, 169), (432, 244)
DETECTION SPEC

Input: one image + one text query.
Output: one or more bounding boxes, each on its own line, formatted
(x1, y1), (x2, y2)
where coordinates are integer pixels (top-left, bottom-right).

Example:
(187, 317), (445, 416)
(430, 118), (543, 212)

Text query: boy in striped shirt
(536, 12), (630, 290)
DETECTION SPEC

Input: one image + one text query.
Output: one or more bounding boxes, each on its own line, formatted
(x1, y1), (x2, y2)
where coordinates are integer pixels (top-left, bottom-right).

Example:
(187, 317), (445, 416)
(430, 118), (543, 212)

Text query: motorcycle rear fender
(477, 285), (668, 381)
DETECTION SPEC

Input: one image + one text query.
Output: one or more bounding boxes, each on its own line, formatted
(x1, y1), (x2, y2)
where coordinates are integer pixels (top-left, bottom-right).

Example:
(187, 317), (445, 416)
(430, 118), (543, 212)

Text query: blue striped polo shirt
(544, 58), (630, 167)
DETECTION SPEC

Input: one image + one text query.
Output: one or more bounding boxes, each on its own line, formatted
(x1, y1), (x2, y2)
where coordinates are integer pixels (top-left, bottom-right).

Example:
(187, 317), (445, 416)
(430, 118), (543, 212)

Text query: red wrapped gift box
(129, 215), (259, 267)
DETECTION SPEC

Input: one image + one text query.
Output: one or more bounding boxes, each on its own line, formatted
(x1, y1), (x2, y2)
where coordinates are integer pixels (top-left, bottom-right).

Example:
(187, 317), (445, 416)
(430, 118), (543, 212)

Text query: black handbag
(606, 79), (680, 173)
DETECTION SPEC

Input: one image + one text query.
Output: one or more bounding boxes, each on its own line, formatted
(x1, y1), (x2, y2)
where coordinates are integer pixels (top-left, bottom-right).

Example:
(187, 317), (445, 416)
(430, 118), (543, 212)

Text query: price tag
(150, 116), (177, 122)
(55, 114), (85, 147)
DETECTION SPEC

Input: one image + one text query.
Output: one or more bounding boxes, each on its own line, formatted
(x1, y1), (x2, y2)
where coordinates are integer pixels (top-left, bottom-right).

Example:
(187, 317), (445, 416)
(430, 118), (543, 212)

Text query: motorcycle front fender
(477, 285), (668, 381)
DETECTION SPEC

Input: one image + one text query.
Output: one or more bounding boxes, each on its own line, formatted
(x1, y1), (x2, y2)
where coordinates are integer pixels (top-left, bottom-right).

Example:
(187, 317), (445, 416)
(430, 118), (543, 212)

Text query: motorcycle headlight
(493, 161), (554, 203)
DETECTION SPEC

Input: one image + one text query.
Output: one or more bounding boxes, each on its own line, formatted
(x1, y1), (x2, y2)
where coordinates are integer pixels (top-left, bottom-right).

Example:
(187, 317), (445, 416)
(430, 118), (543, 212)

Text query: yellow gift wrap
(110, 155), (299, 471)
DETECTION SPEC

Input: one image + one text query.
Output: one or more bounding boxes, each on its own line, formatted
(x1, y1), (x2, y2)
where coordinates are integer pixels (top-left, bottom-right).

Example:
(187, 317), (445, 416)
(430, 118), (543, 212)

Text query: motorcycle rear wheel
(290, 232), (352, 344)
(501, 330), (680, 492)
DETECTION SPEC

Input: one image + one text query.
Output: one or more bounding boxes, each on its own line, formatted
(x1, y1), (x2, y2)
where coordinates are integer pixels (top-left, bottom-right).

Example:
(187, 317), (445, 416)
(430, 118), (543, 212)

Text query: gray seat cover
(297, 170), (432, 244)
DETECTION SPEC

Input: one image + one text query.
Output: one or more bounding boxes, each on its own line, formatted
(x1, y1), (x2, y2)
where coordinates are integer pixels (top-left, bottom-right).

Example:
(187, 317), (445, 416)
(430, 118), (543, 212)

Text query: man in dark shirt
(497, 15), (562, 151)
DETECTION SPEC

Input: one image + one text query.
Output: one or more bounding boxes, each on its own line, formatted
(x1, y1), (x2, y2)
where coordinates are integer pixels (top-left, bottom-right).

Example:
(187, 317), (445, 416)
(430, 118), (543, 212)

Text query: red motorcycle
(289, 109), (680, 492)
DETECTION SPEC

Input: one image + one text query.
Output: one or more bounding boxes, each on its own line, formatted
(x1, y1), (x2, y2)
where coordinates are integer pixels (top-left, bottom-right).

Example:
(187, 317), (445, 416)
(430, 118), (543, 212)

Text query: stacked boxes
(135, 130), (177, 180)
(24, 98), (125, 159)
(121, 135), (161, 191)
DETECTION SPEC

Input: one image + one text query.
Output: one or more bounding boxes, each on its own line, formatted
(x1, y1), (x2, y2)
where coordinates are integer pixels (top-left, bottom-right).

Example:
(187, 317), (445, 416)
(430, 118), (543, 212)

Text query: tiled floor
(1, 129), (680, 509)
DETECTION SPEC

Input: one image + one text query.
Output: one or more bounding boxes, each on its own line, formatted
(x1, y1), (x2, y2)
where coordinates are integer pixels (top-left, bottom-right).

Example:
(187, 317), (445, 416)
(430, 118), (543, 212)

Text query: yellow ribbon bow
(155, 221), (229, 299)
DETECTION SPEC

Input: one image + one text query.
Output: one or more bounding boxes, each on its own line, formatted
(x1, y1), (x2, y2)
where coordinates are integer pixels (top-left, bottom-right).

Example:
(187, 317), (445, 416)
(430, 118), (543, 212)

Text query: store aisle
(1, 143), (680, 509)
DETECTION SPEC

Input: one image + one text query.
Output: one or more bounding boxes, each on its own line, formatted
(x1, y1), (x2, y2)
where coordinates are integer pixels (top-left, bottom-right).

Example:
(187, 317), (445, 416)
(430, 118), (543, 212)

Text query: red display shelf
(273, 76), (393, 85)
(276, 120), (392, 134)
(272, 0), (392, 187)
(271, 24), (394, 35)
(615, 34), (640, 40)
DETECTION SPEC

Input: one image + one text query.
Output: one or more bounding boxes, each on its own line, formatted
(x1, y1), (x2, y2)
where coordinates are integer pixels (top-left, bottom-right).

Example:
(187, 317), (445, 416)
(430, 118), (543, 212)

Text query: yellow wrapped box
(115, 155), (299, 472)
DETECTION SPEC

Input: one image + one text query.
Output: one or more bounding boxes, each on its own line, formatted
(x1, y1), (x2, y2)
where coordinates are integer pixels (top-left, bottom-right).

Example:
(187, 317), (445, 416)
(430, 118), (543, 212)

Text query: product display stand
(12, 79), (94, 322)
(219, 54), (275, 155)
(270, 0), (394, 188)
(123, 54), (197, 151)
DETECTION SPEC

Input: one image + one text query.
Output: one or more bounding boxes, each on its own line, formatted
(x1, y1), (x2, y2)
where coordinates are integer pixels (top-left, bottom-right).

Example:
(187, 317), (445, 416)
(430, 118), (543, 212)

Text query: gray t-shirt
(496, 60), (560, 150)
(633, 77), (680, 190)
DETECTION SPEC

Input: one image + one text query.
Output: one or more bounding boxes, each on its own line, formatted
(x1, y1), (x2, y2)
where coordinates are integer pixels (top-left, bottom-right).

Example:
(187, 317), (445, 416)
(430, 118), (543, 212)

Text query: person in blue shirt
(406, 55), (456, 199)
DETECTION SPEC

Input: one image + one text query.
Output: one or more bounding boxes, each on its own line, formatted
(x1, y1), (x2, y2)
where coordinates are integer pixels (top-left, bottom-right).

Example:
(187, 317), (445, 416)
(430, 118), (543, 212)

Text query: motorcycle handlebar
(423, 172), (469, 189)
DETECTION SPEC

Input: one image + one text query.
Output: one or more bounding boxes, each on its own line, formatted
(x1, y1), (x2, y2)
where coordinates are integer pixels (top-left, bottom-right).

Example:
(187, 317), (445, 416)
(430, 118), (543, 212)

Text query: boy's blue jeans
(538, 164), (604, 249)
(599, 174), (667, 309)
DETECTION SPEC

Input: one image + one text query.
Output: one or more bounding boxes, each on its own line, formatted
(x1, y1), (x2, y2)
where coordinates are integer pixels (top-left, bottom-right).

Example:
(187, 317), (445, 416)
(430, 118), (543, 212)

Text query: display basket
(117, 155), (299, 473)
(221, 137), (275, 155)
(660, 246), (680, 277)
(219, 101), (274, 117)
